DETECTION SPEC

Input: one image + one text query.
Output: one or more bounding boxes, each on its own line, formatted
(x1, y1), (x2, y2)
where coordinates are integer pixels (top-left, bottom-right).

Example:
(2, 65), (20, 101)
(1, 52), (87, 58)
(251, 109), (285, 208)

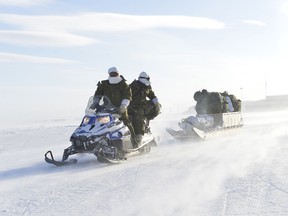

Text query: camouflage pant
(128, 101), (160, 135)
(120, 110), (136, 138)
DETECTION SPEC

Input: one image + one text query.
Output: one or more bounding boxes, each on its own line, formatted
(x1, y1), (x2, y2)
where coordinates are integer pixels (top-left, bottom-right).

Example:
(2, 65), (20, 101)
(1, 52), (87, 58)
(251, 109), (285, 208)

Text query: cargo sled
(166, 112), (243, 141)
(167, 89), (243, 141)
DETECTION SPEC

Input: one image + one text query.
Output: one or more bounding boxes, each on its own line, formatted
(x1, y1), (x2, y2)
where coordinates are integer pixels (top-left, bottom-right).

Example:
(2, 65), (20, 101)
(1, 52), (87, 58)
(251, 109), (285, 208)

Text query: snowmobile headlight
(82, 116), (91, 125)
(96, 116), (111, 124)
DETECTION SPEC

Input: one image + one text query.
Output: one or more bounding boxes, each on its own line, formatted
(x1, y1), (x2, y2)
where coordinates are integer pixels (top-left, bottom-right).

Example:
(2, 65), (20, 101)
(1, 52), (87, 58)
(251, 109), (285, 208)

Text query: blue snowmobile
(45, 95), (157, 166)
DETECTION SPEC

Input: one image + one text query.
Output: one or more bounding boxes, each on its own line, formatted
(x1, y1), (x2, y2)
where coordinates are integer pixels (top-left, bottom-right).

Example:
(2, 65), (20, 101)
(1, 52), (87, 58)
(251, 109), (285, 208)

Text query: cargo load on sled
(166, 90), (243, 141)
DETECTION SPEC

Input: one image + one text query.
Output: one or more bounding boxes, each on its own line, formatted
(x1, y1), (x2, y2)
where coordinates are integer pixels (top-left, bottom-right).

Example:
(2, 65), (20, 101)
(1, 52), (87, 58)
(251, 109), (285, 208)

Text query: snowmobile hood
(72, 114), (118, 137)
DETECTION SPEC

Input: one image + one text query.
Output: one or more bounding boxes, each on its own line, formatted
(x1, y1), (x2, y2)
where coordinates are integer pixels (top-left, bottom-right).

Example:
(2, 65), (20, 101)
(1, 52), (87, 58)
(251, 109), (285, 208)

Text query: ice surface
(1, 99), (288, 216)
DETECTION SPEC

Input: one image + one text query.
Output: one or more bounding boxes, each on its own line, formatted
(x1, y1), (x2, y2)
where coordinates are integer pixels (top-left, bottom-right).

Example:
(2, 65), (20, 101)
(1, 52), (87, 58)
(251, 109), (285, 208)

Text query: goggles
(139, 76), (150, 81)
(109, 72), (119, 77)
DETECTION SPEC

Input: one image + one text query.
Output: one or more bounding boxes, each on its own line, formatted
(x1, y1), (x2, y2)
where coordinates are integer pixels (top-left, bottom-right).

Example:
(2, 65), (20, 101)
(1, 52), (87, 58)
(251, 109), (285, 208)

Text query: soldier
(90, 67), (138, 148)
(128, 72), (161, 145)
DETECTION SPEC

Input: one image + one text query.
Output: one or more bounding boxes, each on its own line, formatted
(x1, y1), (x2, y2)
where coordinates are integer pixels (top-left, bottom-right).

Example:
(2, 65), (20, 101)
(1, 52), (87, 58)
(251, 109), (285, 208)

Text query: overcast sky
(1, 0), (288, 126)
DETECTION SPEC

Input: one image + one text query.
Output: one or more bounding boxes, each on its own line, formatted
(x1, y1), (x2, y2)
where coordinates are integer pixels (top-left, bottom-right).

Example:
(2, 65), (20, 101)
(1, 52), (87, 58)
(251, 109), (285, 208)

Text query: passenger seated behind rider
(128, 72), (161, 145)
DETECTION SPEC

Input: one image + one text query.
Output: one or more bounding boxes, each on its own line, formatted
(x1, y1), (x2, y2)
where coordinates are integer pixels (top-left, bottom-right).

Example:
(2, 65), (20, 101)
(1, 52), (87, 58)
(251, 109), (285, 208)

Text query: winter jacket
(129, 80), (157, 107)
(94, 76), (132, 107)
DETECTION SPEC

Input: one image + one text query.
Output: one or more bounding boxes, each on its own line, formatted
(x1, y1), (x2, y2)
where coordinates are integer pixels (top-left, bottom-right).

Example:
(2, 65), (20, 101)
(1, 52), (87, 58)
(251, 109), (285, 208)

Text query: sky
(1, 0), (288, 127)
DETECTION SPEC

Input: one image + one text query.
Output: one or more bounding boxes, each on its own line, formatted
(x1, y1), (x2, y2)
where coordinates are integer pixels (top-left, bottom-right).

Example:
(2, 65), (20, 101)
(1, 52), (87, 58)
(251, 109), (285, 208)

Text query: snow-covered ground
(1, 104), (288, 216)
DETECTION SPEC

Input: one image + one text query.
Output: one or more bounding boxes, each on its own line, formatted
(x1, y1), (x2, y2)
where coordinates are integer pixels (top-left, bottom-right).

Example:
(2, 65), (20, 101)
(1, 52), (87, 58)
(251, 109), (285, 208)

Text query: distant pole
(265, 72), (267, 100)
(240, 87), (243, 101)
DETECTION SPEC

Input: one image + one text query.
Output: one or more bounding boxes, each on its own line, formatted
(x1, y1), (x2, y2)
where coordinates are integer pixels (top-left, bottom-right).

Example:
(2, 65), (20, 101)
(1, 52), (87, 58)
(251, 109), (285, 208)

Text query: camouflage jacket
(129, 80), (157, 106)
(94, 76), (132, 107)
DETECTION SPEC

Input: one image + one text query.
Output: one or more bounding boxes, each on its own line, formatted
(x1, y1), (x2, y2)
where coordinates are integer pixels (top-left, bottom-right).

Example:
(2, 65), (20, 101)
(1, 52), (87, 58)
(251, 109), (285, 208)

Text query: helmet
(108, 67), (118, 74)
(138, 71), (151, 86)
(138, 71), (150, 80)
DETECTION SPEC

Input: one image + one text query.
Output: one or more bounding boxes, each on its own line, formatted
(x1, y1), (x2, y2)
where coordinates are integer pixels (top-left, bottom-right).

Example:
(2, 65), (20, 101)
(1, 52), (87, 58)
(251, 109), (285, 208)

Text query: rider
(90, 67), (138, 148)
(128, 71), (161, 145)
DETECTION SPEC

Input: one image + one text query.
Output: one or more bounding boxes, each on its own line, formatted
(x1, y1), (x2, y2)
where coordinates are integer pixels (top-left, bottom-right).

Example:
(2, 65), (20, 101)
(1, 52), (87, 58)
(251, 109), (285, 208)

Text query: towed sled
(166, 112), (244, 141)
(167, 89), (243, 141)
(45, 95), (157, 166)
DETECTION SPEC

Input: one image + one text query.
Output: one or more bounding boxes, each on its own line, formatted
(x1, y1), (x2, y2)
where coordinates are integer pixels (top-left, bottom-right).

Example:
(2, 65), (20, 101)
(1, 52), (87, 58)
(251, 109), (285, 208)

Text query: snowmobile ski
(45, 151), (77, 166)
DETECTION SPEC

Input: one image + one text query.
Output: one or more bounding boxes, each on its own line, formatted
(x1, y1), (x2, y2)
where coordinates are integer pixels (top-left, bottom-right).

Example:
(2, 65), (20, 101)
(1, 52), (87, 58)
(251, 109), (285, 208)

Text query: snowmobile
(166, 112), (244, 141)
(45, 95), (157, 166)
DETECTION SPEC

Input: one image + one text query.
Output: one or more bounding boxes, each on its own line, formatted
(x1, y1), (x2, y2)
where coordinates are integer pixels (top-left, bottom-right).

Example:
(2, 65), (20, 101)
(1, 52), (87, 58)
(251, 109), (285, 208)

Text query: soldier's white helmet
(138, 71), (151, 86)
(108, 67), (118, 74)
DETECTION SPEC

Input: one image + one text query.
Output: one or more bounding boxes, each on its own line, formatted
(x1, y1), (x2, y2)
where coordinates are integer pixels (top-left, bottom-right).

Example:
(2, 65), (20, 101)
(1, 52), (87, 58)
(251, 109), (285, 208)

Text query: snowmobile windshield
(85, 95), (118, 115)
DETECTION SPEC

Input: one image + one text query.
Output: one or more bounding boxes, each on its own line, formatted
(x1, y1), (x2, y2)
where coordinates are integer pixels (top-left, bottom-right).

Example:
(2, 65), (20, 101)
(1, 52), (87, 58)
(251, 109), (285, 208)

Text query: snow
(1, 102), (288, 216)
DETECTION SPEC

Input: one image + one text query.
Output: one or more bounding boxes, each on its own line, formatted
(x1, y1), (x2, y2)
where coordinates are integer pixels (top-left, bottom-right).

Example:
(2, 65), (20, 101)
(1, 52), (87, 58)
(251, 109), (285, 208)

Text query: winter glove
(154, 102), (162, 114)
(90, 101), (100, 110)
(89, 97), (101, 110)
(119, 104), (127, 114)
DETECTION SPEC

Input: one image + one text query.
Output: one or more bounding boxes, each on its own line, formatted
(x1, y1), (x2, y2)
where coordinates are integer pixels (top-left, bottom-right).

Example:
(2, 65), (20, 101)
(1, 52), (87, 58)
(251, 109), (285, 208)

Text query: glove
(155, 102), (162, 114)
(119, 104), (127, 113)
(90, 101), (97, 109)
(89, 97), (100, 109)
(90, 101), (101, 110)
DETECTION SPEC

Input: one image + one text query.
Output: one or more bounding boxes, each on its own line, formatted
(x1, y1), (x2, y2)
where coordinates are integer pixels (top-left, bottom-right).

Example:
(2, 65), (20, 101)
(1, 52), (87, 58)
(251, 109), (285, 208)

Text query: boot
(145, 120), (151, 133)
(135, 134), (143, 146)
(131, 135), (139, 148)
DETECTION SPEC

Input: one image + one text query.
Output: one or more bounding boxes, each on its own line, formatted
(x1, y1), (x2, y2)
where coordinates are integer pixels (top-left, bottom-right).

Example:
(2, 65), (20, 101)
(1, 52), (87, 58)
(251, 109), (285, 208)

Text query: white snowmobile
(166, 112), (244, 141)
(45, 95), (157, 166)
